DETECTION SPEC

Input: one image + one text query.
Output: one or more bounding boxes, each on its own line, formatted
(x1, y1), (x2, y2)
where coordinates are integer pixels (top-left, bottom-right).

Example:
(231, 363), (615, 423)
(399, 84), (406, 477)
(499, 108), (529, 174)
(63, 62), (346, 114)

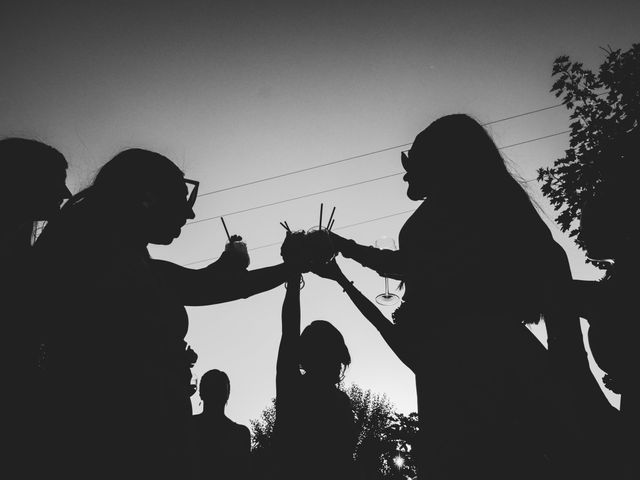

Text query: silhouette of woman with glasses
(34, 148), (302, 480)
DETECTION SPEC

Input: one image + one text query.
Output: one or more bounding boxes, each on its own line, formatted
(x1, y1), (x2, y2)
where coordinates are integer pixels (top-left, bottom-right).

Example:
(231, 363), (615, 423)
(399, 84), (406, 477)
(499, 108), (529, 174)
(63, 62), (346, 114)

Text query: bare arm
(276, 274), (302, 400)
(331, 232), (405, 280)
(314, 261), (416, 371)
(152, 258), (296, 306)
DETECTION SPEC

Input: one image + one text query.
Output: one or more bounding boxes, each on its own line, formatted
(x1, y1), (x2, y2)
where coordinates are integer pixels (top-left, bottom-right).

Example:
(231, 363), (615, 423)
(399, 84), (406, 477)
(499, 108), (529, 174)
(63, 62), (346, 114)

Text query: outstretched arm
(330, 232), (405, 280)
(314, 261), (416, 371)
(152, 257), (296, 306)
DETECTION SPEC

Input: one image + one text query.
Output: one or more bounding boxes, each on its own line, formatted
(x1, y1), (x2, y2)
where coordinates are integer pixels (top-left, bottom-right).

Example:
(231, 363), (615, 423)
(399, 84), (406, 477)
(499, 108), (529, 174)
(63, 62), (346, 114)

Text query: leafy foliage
(250, 397), (276, 453)
(537, 43), (640, 257)
(250, 383), (419, 479)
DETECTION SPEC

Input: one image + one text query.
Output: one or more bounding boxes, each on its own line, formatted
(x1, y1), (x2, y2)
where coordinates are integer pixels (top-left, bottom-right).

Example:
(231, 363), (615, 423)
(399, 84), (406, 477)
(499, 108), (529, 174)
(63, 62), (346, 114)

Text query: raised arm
(330, 232), (405, 280)
(276, 274), (303, 395)
(313, 260), (416, 372)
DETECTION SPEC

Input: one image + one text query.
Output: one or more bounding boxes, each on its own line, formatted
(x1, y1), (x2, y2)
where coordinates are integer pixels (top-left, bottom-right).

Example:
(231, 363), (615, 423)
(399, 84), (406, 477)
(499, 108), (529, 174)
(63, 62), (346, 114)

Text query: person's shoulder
(226, 418), (251, 445)
(229, 418), (250, 435)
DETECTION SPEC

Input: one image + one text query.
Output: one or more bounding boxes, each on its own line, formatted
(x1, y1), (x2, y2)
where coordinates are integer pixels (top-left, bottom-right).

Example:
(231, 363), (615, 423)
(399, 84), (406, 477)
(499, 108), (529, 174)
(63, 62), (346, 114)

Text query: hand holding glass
(374, 236), (400, 306)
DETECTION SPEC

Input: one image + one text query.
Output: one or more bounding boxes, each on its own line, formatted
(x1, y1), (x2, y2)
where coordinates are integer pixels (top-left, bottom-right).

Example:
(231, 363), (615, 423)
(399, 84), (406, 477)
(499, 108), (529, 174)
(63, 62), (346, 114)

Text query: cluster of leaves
(537, 43), (639, 257)
(249, 383), (419, 479)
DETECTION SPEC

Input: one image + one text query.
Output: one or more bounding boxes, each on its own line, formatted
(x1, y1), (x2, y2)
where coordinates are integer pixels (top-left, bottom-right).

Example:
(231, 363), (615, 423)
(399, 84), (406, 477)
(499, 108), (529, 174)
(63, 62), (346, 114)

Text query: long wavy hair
(406, 113), (534, 209)
(405, 114), (561, 323)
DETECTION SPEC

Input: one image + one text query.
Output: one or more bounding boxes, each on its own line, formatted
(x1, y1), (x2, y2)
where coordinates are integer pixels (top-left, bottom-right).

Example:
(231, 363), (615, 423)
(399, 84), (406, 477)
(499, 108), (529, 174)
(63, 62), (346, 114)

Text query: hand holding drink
(279, 204), (337, 271)
(224, 234), (250, 269)
(220, 218), (250, 269)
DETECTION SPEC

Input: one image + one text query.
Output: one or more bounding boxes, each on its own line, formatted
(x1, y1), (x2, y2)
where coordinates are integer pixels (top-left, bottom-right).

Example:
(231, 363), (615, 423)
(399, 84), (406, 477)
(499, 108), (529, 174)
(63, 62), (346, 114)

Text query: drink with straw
(305, 203), (336, 267)
(221, 217), (250, 269)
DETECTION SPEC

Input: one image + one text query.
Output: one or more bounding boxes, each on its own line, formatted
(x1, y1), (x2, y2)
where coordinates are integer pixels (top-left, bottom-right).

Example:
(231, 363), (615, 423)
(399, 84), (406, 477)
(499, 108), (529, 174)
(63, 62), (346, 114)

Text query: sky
(2, 0), (639, 427)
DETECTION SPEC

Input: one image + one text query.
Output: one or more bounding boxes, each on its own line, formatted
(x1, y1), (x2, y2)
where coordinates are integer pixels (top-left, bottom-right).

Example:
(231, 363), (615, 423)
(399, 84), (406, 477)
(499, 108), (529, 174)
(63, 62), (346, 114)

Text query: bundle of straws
(279, 203), (336, 234)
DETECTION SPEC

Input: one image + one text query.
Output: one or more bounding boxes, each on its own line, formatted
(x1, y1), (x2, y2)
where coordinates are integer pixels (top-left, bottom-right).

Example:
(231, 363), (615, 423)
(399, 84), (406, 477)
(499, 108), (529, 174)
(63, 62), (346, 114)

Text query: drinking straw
(220, 217), (231, 241)
(326, 206), (336, 230)
(328, 219), (335, 231)
(284, 221), (291, 231)
(280, 222), (291, 232)
(319, 203), (323, 229)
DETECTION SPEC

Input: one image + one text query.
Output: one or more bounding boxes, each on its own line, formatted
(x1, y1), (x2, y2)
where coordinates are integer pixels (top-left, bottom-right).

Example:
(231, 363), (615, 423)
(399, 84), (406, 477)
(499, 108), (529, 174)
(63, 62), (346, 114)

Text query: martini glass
(374, 236), (400, 306)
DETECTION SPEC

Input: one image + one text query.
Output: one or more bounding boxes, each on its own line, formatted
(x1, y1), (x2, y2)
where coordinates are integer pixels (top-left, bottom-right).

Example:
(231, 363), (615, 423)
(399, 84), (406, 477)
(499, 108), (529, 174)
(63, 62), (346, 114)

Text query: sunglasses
(185, 178), (199, 209)
(401, 150), (410, 171)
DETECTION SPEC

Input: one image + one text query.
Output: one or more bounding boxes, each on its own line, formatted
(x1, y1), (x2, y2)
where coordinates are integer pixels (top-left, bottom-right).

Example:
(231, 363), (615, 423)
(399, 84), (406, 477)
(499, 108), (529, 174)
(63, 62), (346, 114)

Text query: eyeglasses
(185, 178), (199, 209)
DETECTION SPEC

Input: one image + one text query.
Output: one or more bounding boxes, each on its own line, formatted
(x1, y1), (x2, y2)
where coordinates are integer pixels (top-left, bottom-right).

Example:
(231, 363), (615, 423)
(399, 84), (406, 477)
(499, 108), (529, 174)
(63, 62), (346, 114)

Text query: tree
(249, 398), (277, 477)
(249, 384), (419, 479)
(537, 43), (640, 260)
(382, 412), (419, 480)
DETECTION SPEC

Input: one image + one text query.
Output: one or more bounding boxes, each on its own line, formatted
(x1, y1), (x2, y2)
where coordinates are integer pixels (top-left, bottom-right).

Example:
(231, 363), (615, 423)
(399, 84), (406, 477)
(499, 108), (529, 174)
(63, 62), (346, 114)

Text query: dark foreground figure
(0, 138), (71, 479)
(320, 114), (616, 479)
(32, 149), (302, 480)
(272, 271), (356, 480)
(572, 134), (640, 479)
(189, 369), (251, 480)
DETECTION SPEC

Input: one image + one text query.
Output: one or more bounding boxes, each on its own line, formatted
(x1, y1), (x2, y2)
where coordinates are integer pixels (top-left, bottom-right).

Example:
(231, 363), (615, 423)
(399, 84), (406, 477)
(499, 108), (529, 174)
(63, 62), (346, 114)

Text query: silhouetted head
(78, 148), (196, 245)
(199, 369), (231, 409)
(402, 114), (515, 202)
(299, 320), (351, 386)
(0, 137), (71, 221)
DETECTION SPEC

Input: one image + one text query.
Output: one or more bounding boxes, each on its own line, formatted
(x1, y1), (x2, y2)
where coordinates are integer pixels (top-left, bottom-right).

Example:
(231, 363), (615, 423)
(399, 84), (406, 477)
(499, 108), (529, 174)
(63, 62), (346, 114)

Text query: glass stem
(384, 277), (390, 296)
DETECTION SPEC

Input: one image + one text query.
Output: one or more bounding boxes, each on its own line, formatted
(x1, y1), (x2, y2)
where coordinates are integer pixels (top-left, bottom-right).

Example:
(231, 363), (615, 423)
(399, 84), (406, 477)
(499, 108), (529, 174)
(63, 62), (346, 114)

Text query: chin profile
(150, 231), (179, 245)
(406, 186), (426, 201)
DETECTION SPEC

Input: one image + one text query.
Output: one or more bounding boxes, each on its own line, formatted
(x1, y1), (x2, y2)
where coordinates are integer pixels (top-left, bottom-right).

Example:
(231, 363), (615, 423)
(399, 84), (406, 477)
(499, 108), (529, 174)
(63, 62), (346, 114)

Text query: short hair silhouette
(0, 137), (70, 220)
(199, 369), (231, 406)
(0, 137), (68, 177)
(299, 320), (351, 384)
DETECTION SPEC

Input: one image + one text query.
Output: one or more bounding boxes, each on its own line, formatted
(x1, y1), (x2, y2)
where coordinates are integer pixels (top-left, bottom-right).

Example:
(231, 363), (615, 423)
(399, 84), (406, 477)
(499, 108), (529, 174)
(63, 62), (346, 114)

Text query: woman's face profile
(402, 139), (432, 201)
(145, 177), (195, 245)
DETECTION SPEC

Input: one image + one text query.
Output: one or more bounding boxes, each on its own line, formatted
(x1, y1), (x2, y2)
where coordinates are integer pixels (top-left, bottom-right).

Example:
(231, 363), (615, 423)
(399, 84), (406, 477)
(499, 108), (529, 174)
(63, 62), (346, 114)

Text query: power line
(186, 129), (569, 227)
(183, 208), (416, 266)
(197, 143), (411, 198)
(196, 103), (564, 198)
(499, 130), (569, 150)
(482, 104), (563, 126)
(181, 129), (571, 266)
(187, 172), (403, 226)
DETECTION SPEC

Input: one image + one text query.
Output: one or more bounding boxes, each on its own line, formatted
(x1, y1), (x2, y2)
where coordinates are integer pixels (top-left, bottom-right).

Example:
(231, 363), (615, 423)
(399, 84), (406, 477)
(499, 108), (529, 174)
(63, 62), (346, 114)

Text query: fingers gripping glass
(374, 236), (400, 306)
(184, 178), (199, 209)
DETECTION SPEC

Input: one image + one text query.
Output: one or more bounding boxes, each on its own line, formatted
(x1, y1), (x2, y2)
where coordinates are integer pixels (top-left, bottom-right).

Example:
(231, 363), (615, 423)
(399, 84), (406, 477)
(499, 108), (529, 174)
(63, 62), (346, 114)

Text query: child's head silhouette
(199, 369), (231, 408)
